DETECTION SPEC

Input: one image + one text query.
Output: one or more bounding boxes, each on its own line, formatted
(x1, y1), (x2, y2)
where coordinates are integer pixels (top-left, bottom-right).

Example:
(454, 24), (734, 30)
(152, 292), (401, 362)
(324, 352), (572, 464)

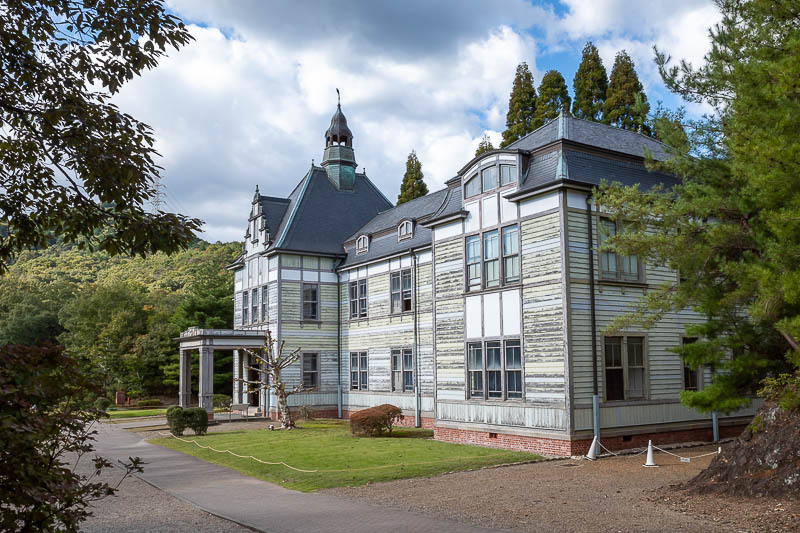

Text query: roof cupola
(321, 89), (357, 191)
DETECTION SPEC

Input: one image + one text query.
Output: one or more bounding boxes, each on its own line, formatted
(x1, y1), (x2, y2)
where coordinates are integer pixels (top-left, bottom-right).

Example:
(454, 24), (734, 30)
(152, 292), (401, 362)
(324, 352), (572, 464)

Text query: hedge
(166, 406), (209, 436)
(137, 398), (162, 407)
(349, 404), (403, 437)
(94, 397), (112, 411)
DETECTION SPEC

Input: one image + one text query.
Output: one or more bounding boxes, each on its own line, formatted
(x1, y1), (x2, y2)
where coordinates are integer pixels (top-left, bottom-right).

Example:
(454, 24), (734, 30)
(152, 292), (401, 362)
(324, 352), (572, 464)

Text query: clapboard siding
(434, 239), (465, 399)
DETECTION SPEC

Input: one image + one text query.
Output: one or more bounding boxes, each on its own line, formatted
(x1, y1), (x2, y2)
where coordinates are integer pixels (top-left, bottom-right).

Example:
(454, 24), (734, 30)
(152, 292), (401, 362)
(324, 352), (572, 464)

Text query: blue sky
(113, 0), (720, 242)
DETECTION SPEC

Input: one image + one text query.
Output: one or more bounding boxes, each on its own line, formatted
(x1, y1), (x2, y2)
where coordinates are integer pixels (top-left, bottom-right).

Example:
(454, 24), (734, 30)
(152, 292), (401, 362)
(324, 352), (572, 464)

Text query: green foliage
(137, 398), (162, 407)
(95, 397), (112, 411)
(603, 50), (650, 133)
(501, 62), (538, 147)
(572, 42), (608, 121)
(166, 406), (187, 436)
(0, 0), (202, 273)
(397, 150), (429, 205)
(475, 135), (495, 156)
(350, 404), (404, 437)
(533, 70), (571, 126)
(184, 407), (209, 435)
(0, 343), (142, 532)
(213, 394), (232, 410)
(596, 0), (800, 413)
(298, 405), (314, 420)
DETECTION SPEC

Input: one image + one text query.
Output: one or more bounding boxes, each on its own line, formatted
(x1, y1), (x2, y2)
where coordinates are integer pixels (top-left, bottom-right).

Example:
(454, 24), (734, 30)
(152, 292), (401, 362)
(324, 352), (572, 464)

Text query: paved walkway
(92, 423), (501, 533)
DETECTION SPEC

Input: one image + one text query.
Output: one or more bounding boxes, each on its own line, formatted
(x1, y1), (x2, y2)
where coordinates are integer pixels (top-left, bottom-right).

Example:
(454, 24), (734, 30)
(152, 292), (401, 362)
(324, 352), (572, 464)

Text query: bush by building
(350, 404), (403, 437)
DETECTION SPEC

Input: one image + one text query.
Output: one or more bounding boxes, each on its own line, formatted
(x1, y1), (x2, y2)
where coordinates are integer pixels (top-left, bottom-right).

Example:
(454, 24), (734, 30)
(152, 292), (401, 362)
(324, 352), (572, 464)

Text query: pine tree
(500, 62), (537, 148)
(533, 70), (571, 127)
(397, 150), (428, 205)
(475, 135), (494, 156)
(603, 50), (649, 131)
(572, 42), (608, 121)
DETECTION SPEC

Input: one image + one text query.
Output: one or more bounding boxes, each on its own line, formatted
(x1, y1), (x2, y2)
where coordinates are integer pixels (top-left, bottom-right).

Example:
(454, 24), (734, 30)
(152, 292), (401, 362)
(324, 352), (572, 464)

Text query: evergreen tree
(603, 50), (649, 131)
(533, 70), (571, 127)
(475, 135), (495, 156)
(595, 0), (800, 492)
(500, 62), (537, 148)
(572, 42), (608, 121)
(397, 150), (428, 205)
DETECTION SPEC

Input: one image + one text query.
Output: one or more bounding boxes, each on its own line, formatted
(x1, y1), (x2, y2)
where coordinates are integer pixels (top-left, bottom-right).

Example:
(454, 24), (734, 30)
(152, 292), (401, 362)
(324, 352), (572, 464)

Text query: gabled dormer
(397, 219), (413, 242)
(355, 234), (370, 254)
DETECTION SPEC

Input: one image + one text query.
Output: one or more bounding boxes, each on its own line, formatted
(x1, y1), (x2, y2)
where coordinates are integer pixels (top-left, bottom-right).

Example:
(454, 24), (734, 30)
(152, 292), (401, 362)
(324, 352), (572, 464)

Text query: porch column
(179, 349), (191, 407)
(233, 349), (241, 404)
(198, 346), (214, 413)
(258, 357), (268, 417)
(241, 351), (250, 406)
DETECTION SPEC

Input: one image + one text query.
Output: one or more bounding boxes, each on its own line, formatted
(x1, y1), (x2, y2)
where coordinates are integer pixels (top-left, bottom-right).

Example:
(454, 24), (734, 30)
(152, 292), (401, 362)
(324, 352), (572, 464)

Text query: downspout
(336, 264), (343, 419)
(586, 195), (600, 443)
(413, 250), (421, 428)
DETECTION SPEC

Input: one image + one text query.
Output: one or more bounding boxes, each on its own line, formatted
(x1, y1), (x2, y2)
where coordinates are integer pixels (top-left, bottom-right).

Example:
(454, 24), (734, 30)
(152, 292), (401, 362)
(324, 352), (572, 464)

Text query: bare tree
(236, 330), (308, 429)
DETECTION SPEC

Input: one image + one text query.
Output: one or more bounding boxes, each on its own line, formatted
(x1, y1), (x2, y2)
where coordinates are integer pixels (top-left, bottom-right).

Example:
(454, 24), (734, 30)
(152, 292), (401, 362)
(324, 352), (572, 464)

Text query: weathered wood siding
(433, 237), (466, 400)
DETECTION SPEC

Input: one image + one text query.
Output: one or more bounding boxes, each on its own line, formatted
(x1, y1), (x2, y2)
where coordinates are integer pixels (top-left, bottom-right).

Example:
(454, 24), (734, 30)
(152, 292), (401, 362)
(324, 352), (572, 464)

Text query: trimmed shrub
(298, 405), (314, 420)
(184, 407), (209, 435)
(137, 398), (162, 407)
(94, 397), (112, 412)
(350, 404), (403, 437)
(213, 394), (232, 411)
(166, 406), (186, 436)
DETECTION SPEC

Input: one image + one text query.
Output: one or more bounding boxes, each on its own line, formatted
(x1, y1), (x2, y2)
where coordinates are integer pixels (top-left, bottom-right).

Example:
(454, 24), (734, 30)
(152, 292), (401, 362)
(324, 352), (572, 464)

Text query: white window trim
(397, 220), (413, 241)
(356, 235), (369, 254)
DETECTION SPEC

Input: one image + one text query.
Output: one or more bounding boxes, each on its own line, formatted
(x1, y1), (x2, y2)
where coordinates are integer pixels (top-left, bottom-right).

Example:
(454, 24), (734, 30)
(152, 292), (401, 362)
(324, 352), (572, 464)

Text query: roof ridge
(564, 114), (670, 149)
(274, 167), (314, 248)
(506, 117), (557, 149)
(358, 172), (393, 208)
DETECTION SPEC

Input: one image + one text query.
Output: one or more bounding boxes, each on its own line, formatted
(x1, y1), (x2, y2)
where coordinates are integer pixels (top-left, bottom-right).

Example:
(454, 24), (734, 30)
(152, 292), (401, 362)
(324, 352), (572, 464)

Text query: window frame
(302, 282), (319, 321)
(355, 235), (369, 254)
(261, 286), (268, 322)
(390, 269), (413, 314)
(602, 334), (649, 402)
(391, 348), (415, 393)
(598, 216), (644, 283)
(463, 163), (517, 199)
(241, 290), (249, 326)
(681, 337), (702, 392)
(397, 220), (413, 241)
(250, 288), (258, 325)
(301, 352), (319, 390)
(466, 338), (523, 401)
(350, 351), (368, 391)
(348, 279), (368, 319)
(465, 223), (521, 292)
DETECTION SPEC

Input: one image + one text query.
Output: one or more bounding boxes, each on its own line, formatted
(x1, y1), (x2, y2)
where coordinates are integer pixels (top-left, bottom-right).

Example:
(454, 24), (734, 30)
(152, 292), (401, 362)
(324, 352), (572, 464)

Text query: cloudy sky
(115, 0), (721, 243)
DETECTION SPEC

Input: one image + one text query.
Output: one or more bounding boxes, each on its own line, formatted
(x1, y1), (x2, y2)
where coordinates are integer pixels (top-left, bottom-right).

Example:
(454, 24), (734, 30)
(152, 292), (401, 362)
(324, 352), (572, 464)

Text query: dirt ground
(325, 443), (800, 533)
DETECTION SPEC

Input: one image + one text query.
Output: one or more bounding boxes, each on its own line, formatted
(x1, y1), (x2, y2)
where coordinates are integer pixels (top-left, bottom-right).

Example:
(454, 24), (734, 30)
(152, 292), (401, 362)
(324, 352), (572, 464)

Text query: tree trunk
(271, 368), (294, 429)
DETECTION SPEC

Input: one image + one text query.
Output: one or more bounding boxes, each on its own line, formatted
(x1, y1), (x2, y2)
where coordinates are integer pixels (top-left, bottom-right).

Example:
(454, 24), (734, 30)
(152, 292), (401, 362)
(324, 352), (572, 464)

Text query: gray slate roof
(508, 113), (670, 161)
(259, 196), (289, 240)
(269, 167), (392, 255)
(341, 186), (460, 268)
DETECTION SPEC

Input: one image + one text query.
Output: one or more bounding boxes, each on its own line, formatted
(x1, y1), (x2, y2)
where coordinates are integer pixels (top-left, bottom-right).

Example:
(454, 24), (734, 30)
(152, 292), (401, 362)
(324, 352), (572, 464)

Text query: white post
(198, 346), (214, 414)
(241, 351), (250, 406)
(232, 349), (241, 404)
(179, 349), (191, 408)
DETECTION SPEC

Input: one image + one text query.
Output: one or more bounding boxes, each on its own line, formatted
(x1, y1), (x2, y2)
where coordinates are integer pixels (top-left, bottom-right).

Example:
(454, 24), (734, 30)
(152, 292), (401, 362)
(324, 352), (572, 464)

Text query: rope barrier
(651, 445), (721, 462)
(158, 432), (527, 473)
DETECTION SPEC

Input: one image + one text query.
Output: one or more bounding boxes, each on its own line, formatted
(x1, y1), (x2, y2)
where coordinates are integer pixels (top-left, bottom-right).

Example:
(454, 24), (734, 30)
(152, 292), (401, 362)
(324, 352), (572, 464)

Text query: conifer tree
(500, 62), (537, 148)
(533, 70), (571, 126)
(603, 50), (649, 131)
(397, 150), (428, 205)
(475, 135), (494, 156)
(572, 42), (608, 121)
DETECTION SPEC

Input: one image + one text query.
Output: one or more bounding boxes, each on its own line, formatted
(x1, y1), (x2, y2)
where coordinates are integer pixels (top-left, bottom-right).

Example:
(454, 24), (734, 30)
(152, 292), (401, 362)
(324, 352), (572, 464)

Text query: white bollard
(643, 440), (659, 467)
(586, 435), (599, 460)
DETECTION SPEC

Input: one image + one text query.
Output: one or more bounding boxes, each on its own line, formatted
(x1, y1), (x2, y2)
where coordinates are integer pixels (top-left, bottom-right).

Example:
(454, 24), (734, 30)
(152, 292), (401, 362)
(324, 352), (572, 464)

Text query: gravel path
(72, 454), (251, 533)
(325, 443), (799, 533)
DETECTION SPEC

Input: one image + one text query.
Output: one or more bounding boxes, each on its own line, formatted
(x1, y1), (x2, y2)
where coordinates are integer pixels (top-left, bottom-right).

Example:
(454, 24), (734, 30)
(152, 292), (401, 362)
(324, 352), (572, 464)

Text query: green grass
(107, 408), (168, 419)
(150, 419), (540, 491)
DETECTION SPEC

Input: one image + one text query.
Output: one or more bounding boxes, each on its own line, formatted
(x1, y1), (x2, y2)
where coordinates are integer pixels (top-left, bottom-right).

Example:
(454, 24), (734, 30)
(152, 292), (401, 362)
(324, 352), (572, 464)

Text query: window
(464, 174), (480, 197)
(390, 269), (412, 313)
(302, 256), (318, 269)
(502, 225), (519, 283)
(319, 257), (335, 271)
(302, 353), (319, 389)
(356, 235), (369, 254)
(242, 291), (249, 325)
(392, 348), (414, 392)
(398, 220), (413, 241)
(349, 279), (368, 319)
(468, 339), (522, 400)
(302, 283), (318, 320)
(599, 217), (641, 282)
(481, 166), (497, 191)
(466, 235), (481, 289)
(282, 254), (301, 268)
(483, 230), (499, 288)
(500, 164), (516, 186)
(350, 351), (368, 390)
(261, 286), (268, 322)
(604, 336), (647, 401)
(251, 288), (258, 324)
(682, 337), (701, 391)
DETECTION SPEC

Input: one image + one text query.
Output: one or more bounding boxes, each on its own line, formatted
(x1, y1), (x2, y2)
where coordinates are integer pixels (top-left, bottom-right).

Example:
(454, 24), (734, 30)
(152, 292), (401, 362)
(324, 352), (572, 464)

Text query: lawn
(150, 419), (540, 491)
(107, 408), (168, 419)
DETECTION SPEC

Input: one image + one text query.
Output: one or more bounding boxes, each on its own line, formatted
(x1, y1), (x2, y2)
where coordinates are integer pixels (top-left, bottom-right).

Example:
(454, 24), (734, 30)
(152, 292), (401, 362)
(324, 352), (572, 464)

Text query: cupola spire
(321, 90), (357, 191)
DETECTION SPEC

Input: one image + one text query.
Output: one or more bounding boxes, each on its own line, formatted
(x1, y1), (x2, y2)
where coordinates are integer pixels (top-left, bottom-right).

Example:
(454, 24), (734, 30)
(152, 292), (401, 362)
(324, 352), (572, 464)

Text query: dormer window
(398, 220), (413, 241)
(464, 174), (480, 198)
(500, 164), (516, 186)
(356, 235), (369, 254)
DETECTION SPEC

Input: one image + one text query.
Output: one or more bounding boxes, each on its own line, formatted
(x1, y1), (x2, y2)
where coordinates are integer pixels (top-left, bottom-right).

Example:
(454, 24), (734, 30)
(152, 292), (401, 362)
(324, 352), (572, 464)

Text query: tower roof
(325, 103), (353, 145)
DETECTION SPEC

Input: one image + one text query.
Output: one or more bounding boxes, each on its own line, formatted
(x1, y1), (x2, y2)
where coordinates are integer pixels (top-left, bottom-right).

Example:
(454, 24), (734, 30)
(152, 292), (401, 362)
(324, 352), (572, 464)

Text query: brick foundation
(434, 423), (748, 457)
(261, 407), (435, 429)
